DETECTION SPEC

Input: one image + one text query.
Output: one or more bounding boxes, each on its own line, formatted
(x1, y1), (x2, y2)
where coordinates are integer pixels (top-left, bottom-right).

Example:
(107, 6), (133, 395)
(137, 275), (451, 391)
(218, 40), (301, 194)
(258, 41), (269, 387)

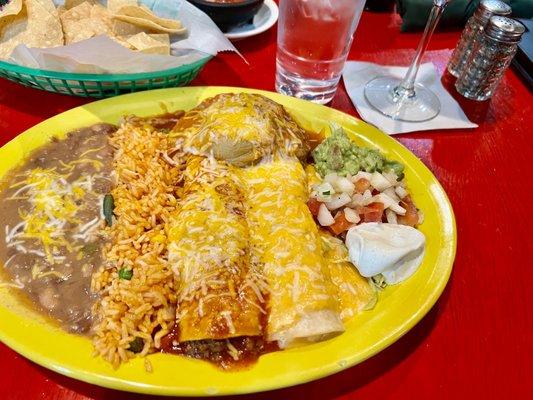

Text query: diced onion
(315, 181), (334, 194)
(374, 193), (406, 215)
(318, 204), (335, 226)
(333, 177), (355, 194)
(344, 207), (361, 223)
(371, 194), (391, 207)
(370, 172), (392, 191)
(324, 173), (339, 185)
(395, 186), (409, 199)
(389, 203), (407, 215)
(348, 193), (365, 207)
(385, 209), (398, 224)
(362, 189), (373, 204)
(323, 173), (355, 194)
(313, 182), (334, 200)
(325, 193), (352, 210)
(383, 171), (399, 185)
(353, 171), (372, 182)
(383, 187), (400, 202)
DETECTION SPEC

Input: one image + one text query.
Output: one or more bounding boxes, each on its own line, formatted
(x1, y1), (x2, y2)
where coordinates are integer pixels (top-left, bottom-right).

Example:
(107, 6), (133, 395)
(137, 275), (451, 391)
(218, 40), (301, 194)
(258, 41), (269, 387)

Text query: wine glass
(364, 0), (451, 122)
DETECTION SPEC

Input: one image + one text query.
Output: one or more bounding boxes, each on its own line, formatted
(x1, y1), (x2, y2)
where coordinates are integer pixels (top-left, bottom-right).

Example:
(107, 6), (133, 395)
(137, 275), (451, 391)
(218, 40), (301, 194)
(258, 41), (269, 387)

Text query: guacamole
(312, 125), (404, 179)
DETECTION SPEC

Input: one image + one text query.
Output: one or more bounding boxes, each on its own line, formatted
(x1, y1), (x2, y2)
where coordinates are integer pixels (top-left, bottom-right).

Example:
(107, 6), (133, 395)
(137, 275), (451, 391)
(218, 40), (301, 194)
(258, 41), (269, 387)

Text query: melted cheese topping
(319, 232), (377, 320)
(167, 157), (264, 341)
(5, 163), (104, 264)
(171, 93), (309, 166)
(237, 159), (342, 344)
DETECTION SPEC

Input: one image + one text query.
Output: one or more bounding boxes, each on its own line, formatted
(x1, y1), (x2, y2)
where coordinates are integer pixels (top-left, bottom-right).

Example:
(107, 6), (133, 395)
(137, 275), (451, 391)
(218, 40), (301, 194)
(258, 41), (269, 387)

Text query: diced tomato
(354, 178), (371, 193)
(362, 202), (384, 223)
(398, 213), (419, 227)
(400, 195), (416, 211)
(398, 196), (419, 227)
(307, 198), (321, 216)
(328, 211), (354, 236)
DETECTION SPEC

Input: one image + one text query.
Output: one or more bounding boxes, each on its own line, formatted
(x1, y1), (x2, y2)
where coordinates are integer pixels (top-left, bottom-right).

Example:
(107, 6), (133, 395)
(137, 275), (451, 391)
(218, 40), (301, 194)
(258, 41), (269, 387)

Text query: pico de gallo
(307, 125), (423, 238)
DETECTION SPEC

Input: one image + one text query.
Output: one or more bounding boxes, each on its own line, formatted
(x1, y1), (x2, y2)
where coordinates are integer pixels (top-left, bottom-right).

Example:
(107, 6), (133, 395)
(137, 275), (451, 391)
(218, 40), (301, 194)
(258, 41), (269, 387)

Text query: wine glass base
(364, 77), (441, 122)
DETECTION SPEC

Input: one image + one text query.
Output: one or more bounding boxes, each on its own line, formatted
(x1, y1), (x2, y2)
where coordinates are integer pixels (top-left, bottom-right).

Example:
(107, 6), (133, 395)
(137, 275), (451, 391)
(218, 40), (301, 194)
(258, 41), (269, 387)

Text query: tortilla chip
(60, 1), (92, 23)
(113, 14), (186, 35)
(64, 0), (96, 9)
(113, 5), (186, 34)
(111, 19), (144, 36)
(0, 0), (64, 59)
(0, 0), (23, 22)
(0, 0), (24, 34)
(0, 6), (27, 40)
(59, 2), (93, 43)
(110, 35), (135, 50)
(125, 32), (170, 55)
(146, 33), (169, 46)
(89, 4), (113, 33)
(34, 0), (57, 13)
(107, 0), (138, 14)
(60, 2), (115, 44)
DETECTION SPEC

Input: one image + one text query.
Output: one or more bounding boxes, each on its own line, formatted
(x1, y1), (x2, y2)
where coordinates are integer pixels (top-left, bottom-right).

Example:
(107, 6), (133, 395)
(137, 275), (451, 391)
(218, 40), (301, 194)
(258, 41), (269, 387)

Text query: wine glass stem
(394, 3), (447, 99)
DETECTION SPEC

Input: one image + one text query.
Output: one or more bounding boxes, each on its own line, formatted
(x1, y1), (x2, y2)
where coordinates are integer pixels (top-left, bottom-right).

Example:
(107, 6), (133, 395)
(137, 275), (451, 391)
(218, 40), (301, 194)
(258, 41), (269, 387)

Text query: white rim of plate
(224, 0), (279, 40)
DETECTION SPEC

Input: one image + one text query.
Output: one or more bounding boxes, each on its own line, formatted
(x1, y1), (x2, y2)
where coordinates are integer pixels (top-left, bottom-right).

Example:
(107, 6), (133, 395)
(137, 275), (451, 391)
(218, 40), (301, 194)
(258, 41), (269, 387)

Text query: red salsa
(160, 325), (279, 370)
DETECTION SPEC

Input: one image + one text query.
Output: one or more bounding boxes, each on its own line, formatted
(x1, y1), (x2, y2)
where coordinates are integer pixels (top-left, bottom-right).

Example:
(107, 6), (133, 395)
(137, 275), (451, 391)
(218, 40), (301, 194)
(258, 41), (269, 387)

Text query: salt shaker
(447, 0), (511, 78)
(455, 16), (525, 101)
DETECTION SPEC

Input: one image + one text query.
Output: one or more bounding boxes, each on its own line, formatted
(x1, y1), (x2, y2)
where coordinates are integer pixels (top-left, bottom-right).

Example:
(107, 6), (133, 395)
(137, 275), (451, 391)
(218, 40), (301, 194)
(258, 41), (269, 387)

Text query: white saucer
(224, 0), (279, 41)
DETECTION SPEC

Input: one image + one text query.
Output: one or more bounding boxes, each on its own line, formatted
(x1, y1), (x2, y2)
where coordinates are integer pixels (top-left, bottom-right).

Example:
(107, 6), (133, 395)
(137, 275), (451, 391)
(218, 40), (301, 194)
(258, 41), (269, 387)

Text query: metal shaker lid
(485, 16), (526, 42)
(476, 0), (512, 24)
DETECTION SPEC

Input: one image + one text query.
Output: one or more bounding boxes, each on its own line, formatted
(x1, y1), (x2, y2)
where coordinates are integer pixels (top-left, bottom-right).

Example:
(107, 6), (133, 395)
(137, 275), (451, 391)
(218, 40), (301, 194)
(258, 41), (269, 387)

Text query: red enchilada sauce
(160, 325), (279, 370)
(160, 294), (278, 369)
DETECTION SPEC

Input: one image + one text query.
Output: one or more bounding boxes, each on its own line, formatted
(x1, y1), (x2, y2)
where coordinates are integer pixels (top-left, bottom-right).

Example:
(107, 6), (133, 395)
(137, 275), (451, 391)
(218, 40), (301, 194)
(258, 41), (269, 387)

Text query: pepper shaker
(455, 16), (525, 101)
(447, 0), (512, 78)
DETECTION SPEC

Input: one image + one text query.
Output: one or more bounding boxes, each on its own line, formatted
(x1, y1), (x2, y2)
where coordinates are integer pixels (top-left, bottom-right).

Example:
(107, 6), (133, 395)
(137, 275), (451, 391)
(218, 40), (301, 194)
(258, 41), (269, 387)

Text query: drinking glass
(275, 0), (366, 104)
(364, 0), (451, 122)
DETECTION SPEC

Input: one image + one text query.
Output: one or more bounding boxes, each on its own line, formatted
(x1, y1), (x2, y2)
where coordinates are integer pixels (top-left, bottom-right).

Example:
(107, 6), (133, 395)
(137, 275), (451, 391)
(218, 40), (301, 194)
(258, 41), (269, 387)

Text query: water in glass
(276, 0), (366, 104)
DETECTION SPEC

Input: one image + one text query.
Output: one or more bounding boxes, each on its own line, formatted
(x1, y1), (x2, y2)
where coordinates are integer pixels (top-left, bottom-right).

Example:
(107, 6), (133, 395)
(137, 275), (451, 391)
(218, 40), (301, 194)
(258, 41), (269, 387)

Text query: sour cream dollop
(345, 222), (426, 284)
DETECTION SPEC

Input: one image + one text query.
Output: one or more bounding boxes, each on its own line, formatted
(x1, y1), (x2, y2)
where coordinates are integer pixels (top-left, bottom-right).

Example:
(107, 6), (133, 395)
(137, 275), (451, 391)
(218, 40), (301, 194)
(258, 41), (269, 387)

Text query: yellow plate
(0, 87), (456, 396)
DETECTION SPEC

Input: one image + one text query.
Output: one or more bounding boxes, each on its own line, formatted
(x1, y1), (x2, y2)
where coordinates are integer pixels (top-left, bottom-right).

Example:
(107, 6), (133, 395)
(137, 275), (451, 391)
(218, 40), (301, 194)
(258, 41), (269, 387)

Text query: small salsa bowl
(188, 0), (265, 32)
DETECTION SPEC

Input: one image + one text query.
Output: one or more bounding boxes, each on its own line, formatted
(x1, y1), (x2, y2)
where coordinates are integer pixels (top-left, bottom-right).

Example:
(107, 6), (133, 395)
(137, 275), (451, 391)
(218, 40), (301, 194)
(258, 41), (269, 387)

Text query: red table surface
(1, 8), (532, 400)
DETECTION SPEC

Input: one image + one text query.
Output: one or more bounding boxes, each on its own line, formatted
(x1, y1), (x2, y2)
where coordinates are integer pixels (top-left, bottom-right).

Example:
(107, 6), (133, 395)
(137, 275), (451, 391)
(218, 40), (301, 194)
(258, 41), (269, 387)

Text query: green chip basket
(0, 56), (212, 98)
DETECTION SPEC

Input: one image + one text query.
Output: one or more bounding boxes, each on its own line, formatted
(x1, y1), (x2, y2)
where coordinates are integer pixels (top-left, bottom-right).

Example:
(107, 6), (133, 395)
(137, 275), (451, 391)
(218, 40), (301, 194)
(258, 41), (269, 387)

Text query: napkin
(7, 0), (237, 74)
(147, 0), (237, 56)
(342, 61), (478, 135)
(10, 35), (207, 74)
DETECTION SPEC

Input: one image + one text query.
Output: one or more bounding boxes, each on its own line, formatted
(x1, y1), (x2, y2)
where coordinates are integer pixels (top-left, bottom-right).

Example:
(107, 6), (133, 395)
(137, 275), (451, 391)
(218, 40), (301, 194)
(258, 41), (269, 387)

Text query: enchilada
(320, 232), (377, 321)
(238, 159), (344, 348)
(167, 156), (265, 343)
(170, 93), (310, 166)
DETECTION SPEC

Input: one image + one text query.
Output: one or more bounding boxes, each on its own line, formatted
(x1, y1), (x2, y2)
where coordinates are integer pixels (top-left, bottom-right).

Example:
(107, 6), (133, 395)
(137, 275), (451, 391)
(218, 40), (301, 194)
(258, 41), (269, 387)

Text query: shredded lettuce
(371, 274), (387, 289)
